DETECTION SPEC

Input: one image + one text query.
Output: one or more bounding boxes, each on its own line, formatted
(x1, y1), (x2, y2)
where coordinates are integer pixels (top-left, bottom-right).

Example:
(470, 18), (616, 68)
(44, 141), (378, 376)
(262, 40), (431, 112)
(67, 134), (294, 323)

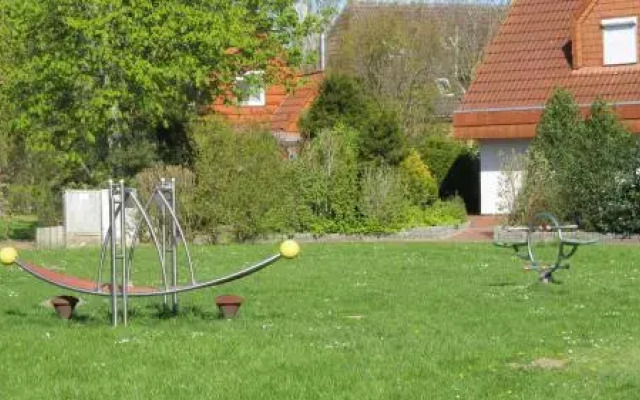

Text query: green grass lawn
(1, 242), (640, 399)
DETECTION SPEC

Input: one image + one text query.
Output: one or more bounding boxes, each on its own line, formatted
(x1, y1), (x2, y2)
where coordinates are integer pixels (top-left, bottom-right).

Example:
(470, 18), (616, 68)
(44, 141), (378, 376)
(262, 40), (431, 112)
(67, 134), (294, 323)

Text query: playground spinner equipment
(494, 212), (598, 283)
(4, 179), (299, 326)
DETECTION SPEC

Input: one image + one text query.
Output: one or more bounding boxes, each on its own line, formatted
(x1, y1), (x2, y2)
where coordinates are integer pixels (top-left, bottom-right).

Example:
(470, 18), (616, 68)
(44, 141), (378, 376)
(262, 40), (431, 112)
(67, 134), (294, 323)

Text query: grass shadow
(4, 309), (28, 318)
(146, 303), (219, 321)
(68, 313), (102, 324)
(487, 282), (520, 287)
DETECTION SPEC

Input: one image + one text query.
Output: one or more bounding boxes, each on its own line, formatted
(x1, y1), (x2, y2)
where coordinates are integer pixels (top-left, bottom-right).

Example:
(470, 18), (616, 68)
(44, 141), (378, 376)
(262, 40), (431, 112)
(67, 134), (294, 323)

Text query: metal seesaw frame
(494, 212), (598, 283)
(13, 178), (284, 326)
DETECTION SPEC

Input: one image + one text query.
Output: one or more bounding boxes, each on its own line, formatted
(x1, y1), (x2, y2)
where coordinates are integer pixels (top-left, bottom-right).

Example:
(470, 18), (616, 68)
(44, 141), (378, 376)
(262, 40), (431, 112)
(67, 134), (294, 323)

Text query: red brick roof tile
(458, 0), (640, 112)
(211, 71), (323, 135)
(269, 72), (323, 133)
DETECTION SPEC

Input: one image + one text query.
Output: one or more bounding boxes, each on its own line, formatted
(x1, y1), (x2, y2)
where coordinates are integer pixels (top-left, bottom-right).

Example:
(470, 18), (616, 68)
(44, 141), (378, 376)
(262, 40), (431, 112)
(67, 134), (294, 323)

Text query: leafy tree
(329, 3), (506, 134)
(0, 0), (325, 221)
(329, 8), (442, 134)
(0, 0), (323, 178)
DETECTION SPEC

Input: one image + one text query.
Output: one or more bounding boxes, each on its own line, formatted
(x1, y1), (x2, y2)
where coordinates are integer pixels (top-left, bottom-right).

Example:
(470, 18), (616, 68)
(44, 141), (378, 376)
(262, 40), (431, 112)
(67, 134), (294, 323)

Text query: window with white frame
(236, 71), (265, 106)
(435, 78), (455, 97)
(602, 17), (638, 66)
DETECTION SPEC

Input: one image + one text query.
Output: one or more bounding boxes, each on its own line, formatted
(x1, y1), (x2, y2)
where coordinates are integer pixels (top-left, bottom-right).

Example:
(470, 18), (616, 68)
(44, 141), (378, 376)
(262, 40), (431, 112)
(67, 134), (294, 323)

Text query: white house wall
(479, 139), (531, 215)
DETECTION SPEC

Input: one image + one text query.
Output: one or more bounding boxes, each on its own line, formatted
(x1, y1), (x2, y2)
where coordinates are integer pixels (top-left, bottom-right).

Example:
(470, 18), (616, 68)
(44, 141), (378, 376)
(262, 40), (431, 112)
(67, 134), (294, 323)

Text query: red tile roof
(211, 71), (322, 135)
(458, 0), (640, 112)
(270, 72), (323, 133)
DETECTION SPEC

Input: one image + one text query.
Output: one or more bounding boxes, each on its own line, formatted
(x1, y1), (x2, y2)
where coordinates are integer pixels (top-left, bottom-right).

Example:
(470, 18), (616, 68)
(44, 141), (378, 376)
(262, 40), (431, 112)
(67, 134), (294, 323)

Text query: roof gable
(459, 0), (640, 113)
(571, 0), (596, 67)
(574, 0), (598, 23)
(454, 0), (640, 139)
(210, 71), (322, 135)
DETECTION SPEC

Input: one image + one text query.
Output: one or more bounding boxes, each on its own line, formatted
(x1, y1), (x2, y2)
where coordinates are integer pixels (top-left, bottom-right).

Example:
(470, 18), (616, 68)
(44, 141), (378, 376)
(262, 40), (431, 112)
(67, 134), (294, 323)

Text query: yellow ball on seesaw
(0, 247), (18, 265)
(280, 240), (300, 259)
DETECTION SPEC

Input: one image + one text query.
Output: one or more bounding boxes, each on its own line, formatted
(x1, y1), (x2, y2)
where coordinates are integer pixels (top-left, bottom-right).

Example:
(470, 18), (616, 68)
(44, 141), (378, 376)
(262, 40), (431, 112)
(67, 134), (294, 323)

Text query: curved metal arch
(525, 212), (561, 267)
(496, 211), (598, 282)
(98, 193), (168, 291)
(15, 253), (281, 298)
(125, 191), (171, 291)
(153, 190), (196, 284)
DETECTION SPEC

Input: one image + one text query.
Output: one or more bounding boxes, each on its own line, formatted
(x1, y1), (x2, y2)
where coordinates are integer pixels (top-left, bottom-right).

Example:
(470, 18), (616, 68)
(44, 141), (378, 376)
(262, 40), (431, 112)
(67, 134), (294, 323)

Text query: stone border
(493, 226), (640, 245)
(251, 222), (470, 244)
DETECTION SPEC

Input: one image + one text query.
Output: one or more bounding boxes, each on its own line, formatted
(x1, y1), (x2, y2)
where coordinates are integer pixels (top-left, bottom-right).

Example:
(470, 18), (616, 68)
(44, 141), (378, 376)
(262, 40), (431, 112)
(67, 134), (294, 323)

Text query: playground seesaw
(0, 179), (301, 326)
(494, 212), (598, 283)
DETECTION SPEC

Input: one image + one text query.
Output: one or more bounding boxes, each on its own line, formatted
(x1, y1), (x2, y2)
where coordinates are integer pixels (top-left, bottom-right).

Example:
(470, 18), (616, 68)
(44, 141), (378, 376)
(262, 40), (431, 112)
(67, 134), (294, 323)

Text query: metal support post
(120, 180), (128, 326)
(108, 180), (118, 327)
(170, 178), (179, 313)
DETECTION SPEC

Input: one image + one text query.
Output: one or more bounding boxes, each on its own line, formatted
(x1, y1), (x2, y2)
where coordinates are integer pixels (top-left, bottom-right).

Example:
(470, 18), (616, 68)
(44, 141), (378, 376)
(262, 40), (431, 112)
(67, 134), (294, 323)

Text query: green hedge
(517, 90), (637, 232)
(0, 215), (38, 240)
(414, 133), (479, 213)
(190, 119), (293, 241)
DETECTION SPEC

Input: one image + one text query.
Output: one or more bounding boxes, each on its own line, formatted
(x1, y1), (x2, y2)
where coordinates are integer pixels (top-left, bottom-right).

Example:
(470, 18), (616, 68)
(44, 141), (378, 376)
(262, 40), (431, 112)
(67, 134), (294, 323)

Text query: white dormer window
(435, 78), (455, 97)
(236, 71), (265, 106)
(602, 17), (638, 66)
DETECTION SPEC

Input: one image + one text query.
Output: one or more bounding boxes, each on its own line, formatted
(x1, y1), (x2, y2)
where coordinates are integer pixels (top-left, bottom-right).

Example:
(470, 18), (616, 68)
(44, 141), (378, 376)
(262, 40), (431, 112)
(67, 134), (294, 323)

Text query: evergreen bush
(300, 74), (375, 138)
(358, 109), (407, 166)
(415, 133), (468, 185)
(521, 90), (637, 231)
(414, 131), (479, 212)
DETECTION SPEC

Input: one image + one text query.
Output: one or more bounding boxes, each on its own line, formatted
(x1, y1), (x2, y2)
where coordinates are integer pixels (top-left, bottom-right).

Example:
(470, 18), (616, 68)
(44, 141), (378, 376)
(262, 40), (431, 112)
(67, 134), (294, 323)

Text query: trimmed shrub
(358, 165), (410, 231)
(407, 197), (467, 227)
(0, 215), (38, 240)
(294, 124), (361, 233)
(439, 147), (480, 214)
(415, 133), (467, 185)
(399, 149), (438, 206)
(191, 119), (291, 241)
(414, 132), (479, 212)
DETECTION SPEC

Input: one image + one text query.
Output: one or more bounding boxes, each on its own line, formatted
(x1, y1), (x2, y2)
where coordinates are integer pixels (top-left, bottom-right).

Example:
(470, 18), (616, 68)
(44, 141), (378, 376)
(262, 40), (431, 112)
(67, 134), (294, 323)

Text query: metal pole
(153, 193), (196, 284)
(170, 178), (178, 313)
(108, 180), (118, 327)
(160, 179), (168, 306)
(120, 180), (128, 326)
